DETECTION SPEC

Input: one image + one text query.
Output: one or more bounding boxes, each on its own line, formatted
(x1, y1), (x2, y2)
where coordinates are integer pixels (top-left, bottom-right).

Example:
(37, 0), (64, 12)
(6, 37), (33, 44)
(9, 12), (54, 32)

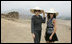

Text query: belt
(47, 27), (53, 28)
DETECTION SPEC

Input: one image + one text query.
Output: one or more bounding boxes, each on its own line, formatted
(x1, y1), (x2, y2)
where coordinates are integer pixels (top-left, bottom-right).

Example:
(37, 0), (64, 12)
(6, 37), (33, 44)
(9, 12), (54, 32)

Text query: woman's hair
(47, 13), (56, 20)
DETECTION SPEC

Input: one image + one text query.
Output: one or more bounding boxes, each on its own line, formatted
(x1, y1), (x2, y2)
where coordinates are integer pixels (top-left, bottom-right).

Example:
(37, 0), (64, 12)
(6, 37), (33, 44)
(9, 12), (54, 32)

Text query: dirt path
(1, 18), (71, 43)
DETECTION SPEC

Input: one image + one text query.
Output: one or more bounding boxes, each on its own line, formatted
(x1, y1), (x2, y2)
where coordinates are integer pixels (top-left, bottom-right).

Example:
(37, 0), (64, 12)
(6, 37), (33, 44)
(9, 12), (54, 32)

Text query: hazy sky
(1, 1), (71, 17)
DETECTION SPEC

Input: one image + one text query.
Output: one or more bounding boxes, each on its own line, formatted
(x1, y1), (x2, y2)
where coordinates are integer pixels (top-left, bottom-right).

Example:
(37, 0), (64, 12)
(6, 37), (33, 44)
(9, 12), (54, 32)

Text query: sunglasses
(34, 10), (41, 13)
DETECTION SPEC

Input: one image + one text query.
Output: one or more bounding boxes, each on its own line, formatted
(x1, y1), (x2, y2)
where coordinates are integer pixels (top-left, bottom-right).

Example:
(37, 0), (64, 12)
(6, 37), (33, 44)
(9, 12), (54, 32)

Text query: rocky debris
(1, 11), (19, 21)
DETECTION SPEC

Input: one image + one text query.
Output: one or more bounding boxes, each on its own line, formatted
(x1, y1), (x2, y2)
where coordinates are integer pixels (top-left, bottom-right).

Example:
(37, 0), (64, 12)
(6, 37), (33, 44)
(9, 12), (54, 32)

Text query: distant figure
(45, 8), (58, 43)
(30, 7), (46, 43)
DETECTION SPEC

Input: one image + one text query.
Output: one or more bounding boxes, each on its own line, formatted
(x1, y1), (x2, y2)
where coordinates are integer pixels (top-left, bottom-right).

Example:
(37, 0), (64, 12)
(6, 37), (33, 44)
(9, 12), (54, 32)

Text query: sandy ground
(1, 18), (71, 43)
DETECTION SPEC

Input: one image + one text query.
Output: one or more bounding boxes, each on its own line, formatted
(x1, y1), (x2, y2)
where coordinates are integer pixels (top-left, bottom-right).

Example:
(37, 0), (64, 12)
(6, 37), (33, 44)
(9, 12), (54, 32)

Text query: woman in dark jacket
(30, 7), (46, 43)
(45, 8), (58, 43)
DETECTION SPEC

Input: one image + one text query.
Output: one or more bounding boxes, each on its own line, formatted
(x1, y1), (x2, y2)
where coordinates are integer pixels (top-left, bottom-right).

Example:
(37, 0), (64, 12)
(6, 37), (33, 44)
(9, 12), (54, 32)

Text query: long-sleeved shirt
(31, 15), (46, 33)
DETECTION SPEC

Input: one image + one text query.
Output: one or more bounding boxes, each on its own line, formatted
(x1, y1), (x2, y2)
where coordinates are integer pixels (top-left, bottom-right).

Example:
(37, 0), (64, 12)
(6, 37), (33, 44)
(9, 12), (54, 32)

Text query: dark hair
(34, 10), (41, 13)
(47, 13), (56, 20)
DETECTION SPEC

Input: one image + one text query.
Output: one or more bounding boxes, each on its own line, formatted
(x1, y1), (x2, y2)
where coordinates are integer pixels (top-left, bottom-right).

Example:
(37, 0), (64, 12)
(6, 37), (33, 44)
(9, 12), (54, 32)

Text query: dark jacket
(31, 15), (46, 33)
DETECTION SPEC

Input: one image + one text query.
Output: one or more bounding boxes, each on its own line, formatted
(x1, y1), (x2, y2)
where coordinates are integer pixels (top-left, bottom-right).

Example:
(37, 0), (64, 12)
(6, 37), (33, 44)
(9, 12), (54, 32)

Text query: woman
(30, 7), (46, 43)
(45, 8), (58, 43)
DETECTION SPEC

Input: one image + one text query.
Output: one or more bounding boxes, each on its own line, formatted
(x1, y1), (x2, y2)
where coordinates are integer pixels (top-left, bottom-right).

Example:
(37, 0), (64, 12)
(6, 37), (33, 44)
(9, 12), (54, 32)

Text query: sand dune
(1, 18), (71, 43)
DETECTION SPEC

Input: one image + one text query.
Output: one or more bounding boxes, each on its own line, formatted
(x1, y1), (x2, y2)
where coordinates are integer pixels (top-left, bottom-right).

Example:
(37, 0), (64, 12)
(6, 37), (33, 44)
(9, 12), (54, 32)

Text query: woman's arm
(43, 10), (45, 17)
(50, 19), (56, 39)
(31, 16), (35, 33)
(41, 10), (46, 23)
(31, 16), (35, 39)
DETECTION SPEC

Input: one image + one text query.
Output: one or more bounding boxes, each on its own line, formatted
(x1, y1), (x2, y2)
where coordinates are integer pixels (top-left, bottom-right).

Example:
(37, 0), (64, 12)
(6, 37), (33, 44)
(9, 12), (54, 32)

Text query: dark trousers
(34, 30), (41, 43)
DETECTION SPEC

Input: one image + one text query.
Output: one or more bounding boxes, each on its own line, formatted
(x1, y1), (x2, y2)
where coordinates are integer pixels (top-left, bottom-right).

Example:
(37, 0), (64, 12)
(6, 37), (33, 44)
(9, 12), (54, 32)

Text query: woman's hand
(32, 33), (35, 39)
(49, 36), (52, 40)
